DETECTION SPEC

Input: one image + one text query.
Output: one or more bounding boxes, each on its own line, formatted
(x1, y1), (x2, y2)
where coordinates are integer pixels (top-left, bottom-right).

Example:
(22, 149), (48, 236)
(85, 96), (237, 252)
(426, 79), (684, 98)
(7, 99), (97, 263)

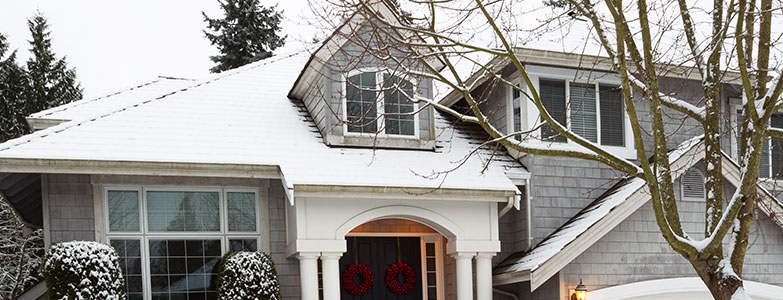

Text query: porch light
(571, 279), (587, 300)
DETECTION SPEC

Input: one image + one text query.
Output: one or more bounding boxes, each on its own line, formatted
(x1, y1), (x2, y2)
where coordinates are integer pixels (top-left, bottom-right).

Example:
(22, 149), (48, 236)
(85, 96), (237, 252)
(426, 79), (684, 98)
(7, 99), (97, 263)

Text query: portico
(285, 185), (511, 300)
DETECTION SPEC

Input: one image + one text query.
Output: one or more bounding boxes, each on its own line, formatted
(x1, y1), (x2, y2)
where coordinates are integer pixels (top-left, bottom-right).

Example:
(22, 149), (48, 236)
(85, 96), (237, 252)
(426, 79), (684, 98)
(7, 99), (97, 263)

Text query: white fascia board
(25, 117), (70, 131)
(528, 141), (705, 290)
(293, 184), (514, 202)
(0, 158), (282, 179)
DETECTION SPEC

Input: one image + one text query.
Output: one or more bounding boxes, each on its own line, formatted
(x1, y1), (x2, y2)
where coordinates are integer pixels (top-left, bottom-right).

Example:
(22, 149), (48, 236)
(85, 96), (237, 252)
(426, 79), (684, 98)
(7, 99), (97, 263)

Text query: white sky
(0, 0), (315, 99)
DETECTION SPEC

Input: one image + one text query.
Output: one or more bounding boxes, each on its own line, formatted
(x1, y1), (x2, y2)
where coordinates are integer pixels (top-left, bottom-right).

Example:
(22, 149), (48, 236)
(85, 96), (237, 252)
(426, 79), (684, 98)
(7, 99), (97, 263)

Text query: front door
(340, 237), (423, 300)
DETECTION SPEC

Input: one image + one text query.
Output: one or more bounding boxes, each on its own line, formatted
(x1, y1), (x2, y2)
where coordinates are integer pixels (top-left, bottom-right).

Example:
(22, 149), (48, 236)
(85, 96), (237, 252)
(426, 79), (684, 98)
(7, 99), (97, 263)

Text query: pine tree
(203, 0), (286, 73)
(0, 33), (30, 142)
(25, 12), (82, 114)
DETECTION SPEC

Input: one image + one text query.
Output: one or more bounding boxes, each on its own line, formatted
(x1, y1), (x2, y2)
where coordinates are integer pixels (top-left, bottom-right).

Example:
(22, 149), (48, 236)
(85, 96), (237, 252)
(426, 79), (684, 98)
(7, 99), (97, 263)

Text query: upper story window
(510, 73), (627, 147)
(681, 167), (706, 201)
(735, 107), (783, 179)
(345, 71), (417, 137)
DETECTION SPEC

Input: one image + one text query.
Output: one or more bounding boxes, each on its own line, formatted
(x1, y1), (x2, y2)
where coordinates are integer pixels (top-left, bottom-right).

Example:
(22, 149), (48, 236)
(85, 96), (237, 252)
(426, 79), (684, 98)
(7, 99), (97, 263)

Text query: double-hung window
(345, 71), (417, 136)
(526, 78), (625, 146)
(736, 108), (783, 179)
(105, 187), (261, 300)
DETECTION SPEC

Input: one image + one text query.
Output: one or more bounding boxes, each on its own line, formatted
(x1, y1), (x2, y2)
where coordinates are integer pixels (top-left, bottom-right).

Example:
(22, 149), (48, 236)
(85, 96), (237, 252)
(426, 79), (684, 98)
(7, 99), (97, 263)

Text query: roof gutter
(0, 158), (282, 179)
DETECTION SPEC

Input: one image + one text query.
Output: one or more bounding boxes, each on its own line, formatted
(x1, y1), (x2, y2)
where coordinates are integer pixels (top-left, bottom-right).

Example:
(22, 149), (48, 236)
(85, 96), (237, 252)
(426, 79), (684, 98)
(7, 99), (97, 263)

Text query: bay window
(345, 71), (417, 136)
(105, 187), (261, 300)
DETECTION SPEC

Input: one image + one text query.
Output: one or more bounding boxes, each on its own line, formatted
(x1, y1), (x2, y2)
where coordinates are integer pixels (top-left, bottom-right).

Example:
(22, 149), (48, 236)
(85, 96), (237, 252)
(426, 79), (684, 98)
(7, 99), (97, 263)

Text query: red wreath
(342, 264), (373, 296)
(385, 262), (416, 295)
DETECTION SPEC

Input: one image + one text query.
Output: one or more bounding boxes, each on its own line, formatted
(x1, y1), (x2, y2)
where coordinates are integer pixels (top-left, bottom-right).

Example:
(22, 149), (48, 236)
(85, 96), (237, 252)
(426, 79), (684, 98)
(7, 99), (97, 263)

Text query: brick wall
(46, 174), (94, 244)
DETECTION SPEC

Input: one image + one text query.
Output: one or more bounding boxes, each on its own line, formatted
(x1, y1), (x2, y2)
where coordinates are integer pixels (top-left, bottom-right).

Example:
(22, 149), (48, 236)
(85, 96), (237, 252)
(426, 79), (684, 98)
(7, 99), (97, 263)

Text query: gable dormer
(288, 1), (440, 150)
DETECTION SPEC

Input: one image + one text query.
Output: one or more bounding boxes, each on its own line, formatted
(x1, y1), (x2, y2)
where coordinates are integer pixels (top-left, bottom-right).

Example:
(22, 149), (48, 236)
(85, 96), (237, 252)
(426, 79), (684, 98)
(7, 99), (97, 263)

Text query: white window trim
(104, 186), (263, 300)
(509, 68), (636, 159)
(420, 235), (444, 300)
(734, 104), (778, 180)
(341, 68), (421, 139)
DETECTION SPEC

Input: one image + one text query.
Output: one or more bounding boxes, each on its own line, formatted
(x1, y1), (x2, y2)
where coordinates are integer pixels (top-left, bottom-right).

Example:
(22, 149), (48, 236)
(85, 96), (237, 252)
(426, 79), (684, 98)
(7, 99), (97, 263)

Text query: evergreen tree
(0, 33), (30, 142)
(203, 0), (286, 73)
(25, 12), (82, 114)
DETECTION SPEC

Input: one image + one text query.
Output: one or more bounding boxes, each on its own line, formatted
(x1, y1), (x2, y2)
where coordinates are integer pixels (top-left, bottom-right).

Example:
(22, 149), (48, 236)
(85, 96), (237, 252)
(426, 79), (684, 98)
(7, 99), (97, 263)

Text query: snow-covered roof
(29, 77), (196, 121)
(493, 136), (783, 289)
(493, 137), (705, 289)
(0, 52), (520, 194)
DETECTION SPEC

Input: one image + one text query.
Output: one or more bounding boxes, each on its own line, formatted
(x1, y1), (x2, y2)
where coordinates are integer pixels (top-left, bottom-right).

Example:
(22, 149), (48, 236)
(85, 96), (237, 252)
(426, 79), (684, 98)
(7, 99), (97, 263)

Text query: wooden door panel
(340, 237), (423, 300)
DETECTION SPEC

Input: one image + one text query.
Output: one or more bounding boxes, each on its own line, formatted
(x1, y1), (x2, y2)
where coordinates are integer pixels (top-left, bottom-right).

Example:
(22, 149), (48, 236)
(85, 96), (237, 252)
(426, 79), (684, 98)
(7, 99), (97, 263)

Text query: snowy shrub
(43, 241), (126, 300)
(217, 251), (280, 300)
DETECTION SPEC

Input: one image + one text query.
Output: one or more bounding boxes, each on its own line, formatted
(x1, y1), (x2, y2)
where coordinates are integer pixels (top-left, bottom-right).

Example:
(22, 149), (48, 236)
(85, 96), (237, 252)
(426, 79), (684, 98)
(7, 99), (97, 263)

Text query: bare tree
(304, 0), (783, 299)
(0, 193), (44, 299)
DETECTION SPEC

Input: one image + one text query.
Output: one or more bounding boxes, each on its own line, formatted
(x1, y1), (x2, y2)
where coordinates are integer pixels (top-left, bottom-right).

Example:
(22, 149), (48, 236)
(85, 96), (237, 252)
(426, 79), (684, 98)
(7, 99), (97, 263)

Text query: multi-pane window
(105, 187), (261, 300)
(420, 236), (443, 300)
(345, 71), (417, 136)
(510, 83), (523, 140)
(736, 110), (783, 179)
(534, 78), (624, 146)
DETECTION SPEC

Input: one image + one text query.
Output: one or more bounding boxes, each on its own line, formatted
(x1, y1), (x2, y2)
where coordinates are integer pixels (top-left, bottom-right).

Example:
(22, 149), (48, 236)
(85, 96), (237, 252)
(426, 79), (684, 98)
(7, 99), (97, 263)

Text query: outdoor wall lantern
(570, 279), (587, 300)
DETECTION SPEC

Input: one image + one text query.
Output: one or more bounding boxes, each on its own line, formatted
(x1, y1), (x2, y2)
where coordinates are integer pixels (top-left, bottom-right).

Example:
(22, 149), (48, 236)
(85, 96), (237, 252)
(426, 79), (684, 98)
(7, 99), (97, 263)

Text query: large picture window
(105, 187), (261, 300)
(513, 78), (625, 146)
(345, 71), (417, 136)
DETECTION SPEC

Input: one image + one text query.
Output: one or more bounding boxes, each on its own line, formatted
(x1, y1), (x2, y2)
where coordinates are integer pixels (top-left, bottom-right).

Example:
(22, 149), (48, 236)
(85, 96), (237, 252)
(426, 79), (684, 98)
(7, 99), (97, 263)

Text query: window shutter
(772, 114), (783, 179)
(569, 83), (597, 142)
(738, 109), (771, 178)
(681, 168), (705, 200)
(539, 79), (567, 142)
(512, 84), (522, 140)
(599, 85), (624, 146)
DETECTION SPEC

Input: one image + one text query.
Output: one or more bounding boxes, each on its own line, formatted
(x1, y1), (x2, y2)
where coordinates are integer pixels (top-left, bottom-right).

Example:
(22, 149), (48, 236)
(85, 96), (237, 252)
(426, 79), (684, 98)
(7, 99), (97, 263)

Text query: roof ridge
(30, 78), (165, 119)
(0, 52), (304, 153)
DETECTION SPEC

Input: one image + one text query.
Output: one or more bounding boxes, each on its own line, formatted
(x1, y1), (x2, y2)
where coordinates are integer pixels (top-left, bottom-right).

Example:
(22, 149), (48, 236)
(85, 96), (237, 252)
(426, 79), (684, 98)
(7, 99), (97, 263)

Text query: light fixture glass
(572, 279), (587, 300)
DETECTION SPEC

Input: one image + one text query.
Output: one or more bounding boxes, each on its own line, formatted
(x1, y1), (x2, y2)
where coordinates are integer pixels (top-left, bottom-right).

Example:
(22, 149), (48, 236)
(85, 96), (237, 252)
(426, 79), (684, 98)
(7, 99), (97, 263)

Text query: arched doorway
(340, 218), (447, 300)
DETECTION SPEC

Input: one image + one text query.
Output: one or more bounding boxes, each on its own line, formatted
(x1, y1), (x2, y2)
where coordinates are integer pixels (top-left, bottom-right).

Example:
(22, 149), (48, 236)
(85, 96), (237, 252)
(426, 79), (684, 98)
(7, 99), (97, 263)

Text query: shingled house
(2, 1), (782, 300)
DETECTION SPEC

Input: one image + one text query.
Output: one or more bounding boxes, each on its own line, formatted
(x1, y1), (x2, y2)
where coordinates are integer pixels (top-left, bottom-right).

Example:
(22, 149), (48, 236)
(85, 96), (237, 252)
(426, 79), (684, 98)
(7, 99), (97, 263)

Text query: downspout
(499, 193), (518, 218)
(493, 288), (520, 300)
(525, 177), (533, 250)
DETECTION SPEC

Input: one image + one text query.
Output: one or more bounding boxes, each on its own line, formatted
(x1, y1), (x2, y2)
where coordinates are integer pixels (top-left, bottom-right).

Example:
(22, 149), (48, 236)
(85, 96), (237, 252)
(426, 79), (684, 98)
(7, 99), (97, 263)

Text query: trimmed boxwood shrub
(217, 251), (280, 300)
(43, 241), (126, 300)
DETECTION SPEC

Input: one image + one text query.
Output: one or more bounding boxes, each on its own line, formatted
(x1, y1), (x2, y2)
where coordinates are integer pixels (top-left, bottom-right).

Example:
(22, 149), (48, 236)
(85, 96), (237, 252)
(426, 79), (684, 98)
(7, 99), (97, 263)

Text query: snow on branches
(0, 194), (43, 299)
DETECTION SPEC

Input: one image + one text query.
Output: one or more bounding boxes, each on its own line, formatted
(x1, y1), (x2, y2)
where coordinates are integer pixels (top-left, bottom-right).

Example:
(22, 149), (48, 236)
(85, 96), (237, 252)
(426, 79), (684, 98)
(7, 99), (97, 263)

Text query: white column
(321, 252), (343, 300)
(453, 252), (476, 300)
(298, 252), (320, 300)
(475, 252), (495, 300)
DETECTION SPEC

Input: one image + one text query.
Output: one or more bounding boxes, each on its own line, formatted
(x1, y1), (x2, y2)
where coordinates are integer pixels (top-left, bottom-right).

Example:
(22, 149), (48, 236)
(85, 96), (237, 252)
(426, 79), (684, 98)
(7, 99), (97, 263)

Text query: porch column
(298, 252), (319, 300)
(453, 252), (476, 300)
(321, 252), (343, 300)
(475, 252), (495, 300)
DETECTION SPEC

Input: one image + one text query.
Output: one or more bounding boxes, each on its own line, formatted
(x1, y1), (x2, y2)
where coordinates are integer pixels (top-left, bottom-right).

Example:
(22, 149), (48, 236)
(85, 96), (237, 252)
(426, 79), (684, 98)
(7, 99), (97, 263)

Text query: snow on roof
(493, 137), (702, 276)
(29, 77), (196, 121)
(0, 52), (519, 193)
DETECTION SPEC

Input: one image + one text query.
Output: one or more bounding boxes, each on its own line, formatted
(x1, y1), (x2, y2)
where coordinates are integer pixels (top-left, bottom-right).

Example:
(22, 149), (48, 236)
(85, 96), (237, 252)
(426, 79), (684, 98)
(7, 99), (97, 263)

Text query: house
(1, 2), (782, 300)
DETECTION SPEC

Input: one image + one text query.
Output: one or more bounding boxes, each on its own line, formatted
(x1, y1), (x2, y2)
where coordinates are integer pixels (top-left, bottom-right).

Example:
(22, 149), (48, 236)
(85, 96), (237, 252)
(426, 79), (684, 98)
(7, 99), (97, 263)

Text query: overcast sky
(0, 0), (314, 99)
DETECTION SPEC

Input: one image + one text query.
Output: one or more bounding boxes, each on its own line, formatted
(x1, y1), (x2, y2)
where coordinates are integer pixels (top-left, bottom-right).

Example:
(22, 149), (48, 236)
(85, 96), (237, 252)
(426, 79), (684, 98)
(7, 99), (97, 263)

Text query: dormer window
(344, 71), (417, 137)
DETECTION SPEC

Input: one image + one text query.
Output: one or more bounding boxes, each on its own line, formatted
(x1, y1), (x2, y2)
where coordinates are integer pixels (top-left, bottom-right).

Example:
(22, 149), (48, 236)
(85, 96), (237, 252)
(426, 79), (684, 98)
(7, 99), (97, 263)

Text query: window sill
(505, 140), (638, 161)
(324, 134), (435, 150)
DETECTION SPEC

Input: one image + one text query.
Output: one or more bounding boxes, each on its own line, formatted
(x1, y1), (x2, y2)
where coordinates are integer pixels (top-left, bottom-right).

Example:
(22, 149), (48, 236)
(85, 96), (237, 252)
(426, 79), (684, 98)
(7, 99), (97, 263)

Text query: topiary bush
(217, 251), (280, 300)
(43, 241), (126, 300)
